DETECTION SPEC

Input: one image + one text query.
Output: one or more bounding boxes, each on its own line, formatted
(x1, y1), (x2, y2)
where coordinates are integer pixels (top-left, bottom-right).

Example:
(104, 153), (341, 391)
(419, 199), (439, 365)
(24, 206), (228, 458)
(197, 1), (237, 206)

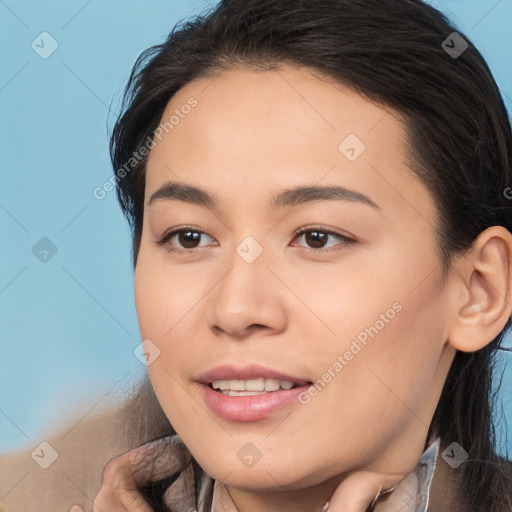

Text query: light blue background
(1, 0), (511, 456)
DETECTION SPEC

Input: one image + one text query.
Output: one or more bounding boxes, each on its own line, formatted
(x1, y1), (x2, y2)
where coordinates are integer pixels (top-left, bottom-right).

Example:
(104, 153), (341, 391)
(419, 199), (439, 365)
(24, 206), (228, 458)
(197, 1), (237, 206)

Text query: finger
(327, 471), (405, 512)
(93, 436), (190, 512)
(93, 489), (154, 512)
(93, 453), (154, 512)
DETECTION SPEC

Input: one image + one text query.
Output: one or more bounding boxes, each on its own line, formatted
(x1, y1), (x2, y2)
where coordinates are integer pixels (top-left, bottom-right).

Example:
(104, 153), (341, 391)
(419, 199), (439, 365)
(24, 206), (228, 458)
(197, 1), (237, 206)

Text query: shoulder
(0, 377), (175, 512)
(0, 407), (131, 512)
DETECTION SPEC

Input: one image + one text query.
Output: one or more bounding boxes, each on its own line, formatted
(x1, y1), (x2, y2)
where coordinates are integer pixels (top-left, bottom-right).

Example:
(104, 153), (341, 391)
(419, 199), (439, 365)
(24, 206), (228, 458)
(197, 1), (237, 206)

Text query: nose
(207, 245), (288, 340)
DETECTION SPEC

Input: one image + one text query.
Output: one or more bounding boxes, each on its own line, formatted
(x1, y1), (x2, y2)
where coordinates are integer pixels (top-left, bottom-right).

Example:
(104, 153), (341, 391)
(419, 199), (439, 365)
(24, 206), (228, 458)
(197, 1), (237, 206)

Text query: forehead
(144, 64), (435, 226)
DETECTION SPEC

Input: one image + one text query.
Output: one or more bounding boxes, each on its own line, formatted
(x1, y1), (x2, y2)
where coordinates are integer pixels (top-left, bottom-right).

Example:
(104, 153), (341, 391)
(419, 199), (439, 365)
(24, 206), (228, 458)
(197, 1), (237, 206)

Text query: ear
(447, 226), (512, 353)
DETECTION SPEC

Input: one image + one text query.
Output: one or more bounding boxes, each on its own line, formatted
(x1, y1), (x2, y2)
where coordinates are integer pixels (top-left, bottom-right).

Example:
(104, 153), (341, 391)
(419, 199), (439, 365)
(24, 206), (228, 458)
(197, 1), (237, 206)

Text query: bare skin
(94, 64), (512, 511)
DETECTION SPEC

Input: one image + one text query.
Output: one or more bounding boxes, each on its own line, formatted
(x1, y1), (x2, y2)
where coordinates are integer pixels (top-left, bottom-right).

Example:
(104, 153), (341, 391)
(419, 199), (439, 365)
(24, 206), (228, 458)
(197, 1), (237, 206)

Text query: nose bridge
(217, 234), (270, 310)
(208, 233), (286, 336)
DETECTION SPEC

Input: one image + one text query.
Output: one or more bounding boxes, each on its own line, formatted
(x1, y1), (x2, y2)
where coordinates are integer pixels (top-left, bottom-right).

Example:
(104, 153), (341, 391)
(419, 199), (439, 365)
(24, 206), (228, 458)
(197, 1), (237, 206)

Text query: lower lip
(200, 383), (310, 422)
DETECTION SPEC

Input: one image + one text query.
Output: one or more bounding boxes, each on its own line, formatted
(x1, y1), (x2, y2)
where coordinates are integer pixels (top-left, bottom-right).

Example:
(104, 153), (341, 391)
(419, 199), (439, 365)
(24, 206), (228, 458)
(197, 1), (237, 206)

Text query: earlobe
(448, 226), (512, 353)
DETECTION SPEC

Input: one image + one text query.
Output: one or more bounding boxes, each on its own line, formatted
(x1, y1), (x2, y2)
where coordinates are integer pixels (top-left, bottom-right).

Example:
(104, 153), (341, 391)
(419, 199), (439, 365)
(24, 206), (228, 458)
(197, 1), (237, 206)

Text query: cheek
(297, 265), (447, 435)
(134, 251), (199, 341)
(271, 303), (446, 475)
(133, 253), (208, 418)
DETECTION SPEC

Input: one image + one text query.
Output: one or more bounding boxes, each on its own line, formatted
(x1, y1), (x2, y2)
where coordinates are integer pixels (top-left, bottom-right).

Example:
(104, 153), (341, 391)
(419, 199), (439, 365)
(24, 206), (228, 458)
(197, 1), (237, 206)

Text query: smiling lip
(197, 364), (312, 422)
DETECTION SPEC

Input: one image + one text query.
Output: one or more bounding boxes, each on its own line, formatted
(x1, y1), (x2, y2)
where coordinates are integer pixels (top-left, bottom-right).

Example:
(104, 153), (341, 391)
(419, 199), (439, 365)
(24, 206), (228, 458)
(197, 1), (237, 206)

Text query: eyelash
(155, 225), (357, 254)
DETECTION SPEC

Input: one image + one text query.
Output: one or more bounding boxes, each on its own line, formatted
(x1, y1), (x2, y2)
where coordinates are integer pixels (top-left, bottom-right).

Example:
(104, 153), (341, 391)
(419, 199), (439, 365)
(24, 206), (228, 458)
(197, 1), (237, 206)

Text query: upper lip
(197, 364), (312, 386)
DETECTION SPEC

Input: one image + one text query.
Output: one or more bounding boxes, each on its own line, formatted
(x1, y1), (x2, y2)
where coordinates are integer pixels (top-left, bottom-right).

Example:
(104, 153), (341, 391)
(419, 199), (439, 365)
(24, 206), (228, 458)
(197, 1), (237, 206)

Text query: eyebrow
(148, 180), (380, 210)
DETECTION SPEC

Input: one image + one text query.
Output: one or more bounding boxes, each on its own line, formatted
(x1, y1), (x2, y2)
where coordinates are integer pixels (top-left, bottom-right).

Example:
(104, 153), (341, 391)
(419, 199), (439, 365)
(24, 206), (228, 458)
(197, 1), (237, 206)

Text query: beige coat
(0, 408), (131, 511)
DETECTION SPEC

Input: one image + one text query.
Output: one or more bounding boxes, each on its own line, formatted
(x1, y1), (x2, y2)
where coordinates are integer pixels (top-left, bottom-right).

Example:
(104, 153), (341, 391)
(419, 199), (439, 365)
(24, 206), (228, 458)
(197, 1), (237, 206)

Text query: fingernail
(321, 501), (330, 512)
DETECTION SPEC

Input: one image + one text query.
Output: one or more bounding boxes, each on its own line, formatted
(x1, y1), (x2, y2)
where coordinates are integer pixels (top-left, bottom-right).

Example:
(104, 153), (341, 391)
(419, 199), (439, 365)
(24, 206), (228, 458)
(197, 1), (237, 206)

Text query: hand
(93, 437), (189, 512)
(93, 450), (152, 512)
(324, 470), (406, 512)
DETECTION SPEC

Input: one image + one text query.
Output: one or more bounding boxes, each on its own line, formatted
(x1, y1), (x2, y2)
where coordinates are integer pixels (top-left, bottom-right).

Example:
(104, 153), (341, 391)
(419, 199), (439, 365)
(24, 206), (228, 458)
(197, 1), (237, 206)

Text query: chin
(213, 469), (305, 491)
(195, 452), (335, 493)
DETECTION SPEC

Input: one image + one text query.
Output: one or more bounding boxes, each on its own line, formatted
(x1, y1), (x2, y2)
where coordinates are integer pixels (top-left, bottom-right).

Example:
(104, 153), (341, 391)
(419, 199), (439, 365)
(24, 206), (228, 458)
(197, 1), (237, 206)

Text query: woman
(2, 0), (511, 510)
(94, 0), (512, 509)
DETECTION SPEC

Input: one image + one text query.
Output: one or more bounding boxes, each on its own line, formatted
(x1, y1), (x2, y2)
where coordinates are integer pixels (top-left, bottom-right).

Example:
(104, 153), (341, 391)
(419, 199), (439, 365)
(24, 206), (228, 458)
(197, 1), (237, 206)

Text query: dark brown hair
(110, 0), (512, 509)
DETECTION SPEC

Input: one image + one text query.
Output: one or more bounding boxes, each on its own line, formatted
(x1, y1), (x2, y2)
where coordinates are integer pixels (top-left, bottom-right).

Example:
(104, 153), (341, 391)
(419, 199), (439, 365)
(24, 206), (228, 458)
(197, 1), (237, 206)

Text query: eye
(291, 226), (356, 252)
(155, 227), (217, 252)
(155, 225), (356, 254)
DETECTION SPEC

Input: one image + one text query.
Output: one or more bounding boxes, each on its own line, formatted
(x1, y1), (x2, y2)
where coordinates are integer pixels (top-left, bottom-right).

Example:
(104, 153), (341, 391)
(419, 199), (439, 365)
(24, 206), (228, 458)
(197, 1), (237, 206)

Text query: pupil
(180, 231), (200, 248)
(306, 231), (326, 249)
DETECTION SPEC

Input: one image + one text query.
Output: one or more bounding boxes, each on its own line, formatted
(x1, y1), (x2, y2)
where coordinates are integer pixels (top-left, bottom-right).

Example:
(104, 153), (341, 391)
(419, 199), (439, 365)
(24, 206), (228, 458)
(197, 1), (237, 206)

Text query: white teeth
(229, 380), (245, 391)
(211, 378), (296, 393)
(245, 378), (265, 391)
(222, 390), (268, 396)
(264, 378), (280, 391)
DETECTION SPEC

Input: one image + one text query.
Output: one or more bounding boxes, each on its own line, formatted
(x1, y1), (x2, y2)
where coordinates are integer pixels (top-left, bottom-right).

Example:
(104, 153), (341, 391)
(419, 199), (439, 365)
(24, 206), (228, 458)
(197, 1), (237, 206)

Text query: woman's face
(134, 65), (457, 490)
